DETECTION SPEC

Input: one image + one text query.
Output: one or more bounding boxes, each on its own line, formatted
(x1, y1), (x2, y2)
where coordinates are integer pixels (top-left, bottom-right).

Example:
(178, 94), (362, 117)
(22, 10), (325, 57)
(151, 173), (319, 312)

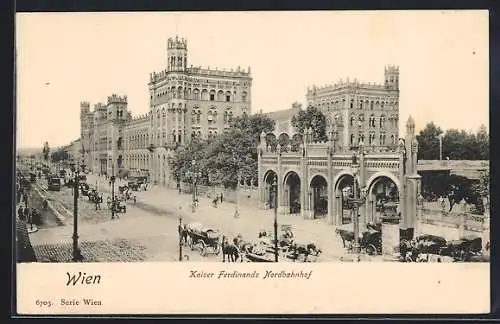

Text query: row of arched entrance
(262, 169), (400, 224)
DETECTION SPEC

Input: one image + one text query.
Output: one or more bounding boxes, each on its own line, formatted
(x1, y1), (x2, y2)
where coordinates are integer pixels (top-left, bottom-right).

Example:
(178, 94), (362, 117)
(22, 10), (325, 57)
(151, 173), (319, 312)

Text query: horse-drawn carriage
(441, 235), (483, 261)
(87, 189), (103, 204)
(107, 196), (126, 213)
(79, 183), (90, 196)
(336, 225), (382, 256)
(185, 222), (221, 256)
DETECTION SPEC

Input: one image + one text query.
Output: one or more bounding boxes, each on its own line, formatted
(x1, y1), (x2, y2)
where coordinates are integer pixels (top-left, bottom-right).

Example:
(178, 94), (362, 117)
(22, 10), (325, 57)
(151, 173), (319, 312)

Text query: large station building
(80, 36), (252, 185)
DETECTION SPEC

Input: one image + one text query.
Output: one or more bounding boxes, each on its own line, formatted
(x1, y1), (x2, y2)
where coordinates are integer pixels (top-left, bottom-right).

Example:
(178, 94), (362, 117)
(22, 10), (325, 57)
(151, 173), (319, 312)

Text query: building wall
(80, 36), (251, 186)
(306, 65), (400, 149)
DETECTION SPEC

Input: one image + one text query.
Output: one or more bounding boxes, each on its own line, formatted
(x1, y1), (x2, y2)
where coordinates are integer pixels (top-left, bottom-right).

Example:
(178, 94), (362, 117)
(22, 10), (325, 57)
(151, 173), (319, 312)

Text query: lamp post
(178, 215), (183, 261)
(436, 134), (444, 160)
(185, 159), (201, 213)
(271, 175), (279, 262)
(70, 161), (84, 262)
(351, 151), (361, 254)
(111, 163), (116, 219)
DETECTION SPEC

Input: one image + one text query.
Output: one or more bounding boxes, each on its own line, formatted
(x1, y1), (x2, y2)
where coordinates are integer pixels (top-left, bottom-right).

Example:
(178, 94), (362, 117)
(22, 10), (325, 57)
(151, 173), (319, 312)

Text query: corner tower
(167, 35), (187, 72)
(384, 65), (399, 90)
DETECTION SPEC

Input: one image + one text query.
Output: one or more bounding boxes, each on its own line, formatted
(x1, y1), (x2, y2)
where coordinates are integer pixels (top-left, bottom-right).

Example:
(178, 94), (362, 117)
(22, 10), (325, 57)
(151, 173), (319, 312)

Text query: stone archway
(334, 173), (355, 224)
(366, 173), (401, 223)
(310, 175), (328, 219)
(284, 171), (301, 215)
(263, 170), (278, 208)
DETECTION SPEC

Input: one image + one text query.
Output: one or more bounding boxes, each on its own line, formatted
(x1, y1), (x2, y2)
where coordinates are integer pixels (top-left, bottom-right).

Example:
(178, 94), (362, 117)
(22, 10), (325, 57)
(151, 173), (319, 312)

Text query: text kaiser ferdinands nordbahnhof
(188, 270), (313, 280)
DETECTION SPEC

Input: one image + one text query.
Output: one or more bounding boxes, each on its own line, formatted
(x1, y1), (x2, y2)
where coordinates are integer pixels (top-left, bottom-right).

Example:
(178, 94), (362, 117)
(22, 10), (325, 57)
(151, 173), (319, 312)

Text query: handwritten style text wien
(189, 270), (313, 280)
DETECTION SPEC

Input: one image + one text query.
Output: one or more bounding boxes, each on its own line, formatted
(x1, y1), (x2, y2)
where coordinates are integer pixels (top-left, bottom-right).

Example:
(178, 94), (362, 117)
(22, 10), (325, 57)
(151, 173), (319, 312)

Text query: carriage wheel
(200, 242), (207, 257)
(365, 245), (377, 256)
(214, 244), (221, 256)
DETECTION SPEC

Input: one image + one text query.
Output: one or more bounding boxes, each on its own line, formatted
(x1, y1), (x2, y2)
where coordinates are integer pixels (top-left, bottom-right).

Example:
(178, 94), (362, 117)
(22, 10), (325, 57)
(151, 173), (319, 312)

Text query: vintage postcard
(15, 10), (490, 315)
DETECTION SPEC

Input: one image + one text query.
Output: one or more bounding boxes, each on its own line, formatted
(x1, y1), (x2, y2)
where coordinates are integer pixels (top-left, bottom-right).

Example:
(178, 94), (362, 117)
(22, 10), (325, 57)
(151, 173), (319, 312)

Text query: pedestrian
(17, 205), (23, 220)
(23, 206), (30, 222)
(220, 192), (223, 203)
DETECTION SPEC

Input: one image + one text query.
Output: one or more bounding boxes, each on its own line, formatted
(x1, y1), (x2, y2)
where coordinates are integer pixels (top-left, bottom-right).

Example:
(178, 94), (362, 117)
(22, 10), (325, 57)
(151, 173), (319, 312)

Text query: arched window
(380, 115), (386, 128)
(350, 115), (355, 127)
(359, 100), (363, 109)
(224, 108), (233, 124)
(242, 91), (247, 103)
(217, 90), (224, 101)
(225, 91), (231, 102)
(350, 134), (355, 145)
(192, 107), (201, 124)
(193, 89), (200, 100)
(209, 90), (216, 101)
(201, 89), (208, 101)
(350, 99), (354, 109)
(208, 107), (217, 125)
(370, 101), (374, 109)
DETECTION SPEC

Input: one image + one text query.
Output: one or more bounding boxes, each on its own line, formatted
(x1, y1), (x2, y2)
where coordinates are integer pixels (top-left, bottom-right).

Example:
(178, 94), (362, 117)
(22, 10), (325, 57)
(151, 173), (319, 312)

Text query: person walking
(23, 206), (30, 222)
(220, 192), (224, 203)
(17, 205), (24, 220)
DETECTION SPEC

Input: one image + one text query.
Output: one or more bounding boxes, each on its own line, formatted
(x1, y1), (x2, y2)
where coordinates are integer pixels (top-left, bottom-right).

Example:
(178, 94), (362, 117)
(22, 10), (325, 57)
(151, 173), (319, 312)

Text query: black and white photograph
(15, 11), (489, 266)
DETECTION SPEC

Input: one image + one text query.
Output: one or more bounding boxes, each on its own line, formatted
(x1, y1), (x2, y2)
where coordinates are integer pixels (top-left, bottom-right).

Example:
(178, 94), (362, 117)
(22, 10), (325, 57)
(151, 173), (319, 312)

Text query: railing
(418, 208), (488, 232)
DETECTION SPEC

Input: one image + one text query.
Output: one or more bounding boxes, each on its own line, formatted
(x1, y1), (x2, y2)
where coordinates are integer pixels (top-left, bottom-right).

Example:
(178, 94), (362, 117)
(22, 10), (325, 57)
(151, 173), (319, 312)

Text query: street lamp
(350, 151), (362, 254)
(436, 134), (444, 160)
(178, 215), (183, 261)
(111, 163), (116, 220)
(270, 175), (279, 262)
(69, 161), (85, 262)
(185, 159), (202, 213)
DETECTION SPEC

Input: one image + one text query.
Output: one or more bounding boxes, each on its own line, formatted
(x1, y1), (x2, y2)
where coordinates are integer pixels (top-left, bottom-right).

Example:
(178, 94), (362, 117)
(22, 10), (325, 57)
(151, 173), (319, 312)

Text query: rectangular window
(226, 95), (230, 102)
(210, 94), (215, 101)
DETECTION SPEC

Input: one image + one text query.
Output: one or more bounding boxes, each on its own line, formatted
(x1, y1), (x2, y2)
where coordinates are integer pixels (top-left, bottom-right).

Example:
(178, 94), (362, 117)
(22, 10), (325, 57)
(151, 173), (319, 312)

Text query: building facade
(306, 65), (400, 149)
(80, 36), (252, 186)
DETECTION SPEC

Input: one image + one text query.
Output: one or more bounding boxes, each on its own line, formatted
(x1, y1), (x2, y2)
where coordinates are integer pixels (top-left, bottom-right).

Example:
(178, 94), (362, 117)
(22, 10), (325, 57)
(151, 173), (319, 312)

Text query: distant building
(80, 36), (252, 186)
(306, 65), (400, 149)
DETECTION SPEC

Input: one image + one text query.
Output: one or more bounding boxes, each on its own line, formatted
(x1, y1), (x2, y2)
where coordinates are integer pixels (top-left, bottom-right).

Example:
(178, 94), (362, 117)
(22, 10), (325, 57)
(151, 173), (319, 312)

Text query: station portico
(257, 116), (422, 232)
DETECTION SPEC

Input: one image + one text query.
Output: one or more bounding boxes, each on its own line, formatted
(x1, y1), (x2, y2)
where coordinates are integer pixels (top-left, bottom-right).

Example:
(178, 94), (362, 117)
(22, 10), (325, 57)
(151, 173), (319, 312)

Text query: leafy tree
(42, 142), (50, 161)
(416, 122), (443, 160)
(50, 149), (69, 163)
(476, 124), (489, 160)
(417, 122), (489, 160)
(290, 105), (328, 142)
(230, 113), (275, 141)
(203, 113), (276, 189)
(168, 137), (208, 185)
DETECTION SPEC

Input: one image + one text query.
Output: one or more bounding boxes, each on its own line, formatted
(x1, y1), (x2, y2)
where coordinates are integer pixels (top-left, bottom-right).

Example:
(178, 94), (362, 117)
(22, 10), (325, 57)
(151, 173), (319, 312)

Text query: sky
(16, 10), (489, 149)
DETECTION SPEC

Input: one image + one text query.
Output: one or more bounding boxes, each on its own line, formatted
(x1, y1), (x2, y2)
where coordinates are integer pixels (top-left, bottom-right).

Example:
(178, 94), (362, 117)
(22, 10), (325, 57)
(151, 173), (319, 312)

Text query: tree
(168, 137), (208, 184)
(230, 113), (275, 142)
(50, 149), (69, 163)
(204, 113), (276, 188)
(416, 122), (443, 160)
(476, 124), (489, 160)
(290, 106), (328, 142)
(42, 142), (50, 161)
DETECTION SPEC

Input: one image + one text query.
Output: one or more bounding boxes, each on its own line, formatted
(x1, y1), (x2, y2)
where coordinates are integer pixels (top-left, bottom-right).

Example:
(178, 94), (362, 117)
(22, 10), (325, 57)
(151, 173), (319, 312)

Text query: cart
(185, 222), (221, 257)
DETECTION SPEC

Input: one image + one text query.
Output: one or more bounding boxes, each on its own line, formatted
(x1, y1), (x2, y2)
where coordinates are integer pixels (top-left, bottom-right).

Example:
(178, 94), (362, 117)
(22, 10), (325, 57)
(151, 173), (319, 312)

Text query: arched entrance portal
(310, 175), (328, 219)
(335, 174), (355, 224)
(367, 176), (400, 223)
(263, 170), (278, 209)
(284, 171), (301, 214)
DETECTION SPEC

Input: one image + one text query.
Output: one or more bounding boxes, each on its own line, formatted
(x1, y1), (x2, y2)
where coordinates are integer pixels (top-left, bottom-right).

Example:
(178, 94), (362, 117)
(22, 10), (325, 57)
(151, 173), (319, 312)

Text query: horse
(178, 224), (189, 246)
(221, 236), (243, 263)
(335, 228), (355, 249)
(290, 243), (322, 262)
(234, 235), (253, 254)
